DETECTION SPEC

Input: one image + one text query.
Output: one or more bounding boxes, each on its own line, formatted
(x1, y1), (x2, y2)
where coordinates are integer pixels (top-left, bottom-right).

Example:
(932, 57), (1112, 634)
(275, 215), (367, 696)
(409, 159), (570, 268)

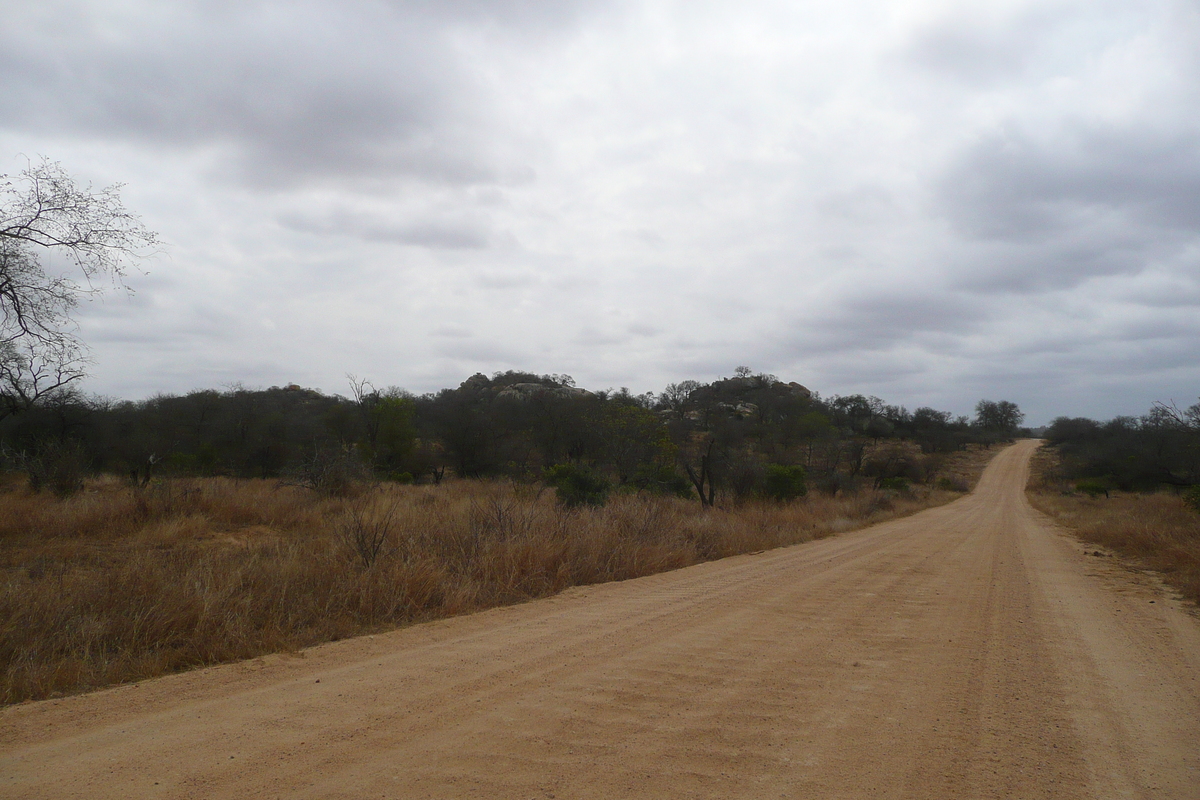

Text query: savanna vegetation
(0, 368), (1023, 499)
(1027, 400), (1200, 606)
(4, 158), (1192, 709)
(0, 456), (999, 705)
(0, 363), (1011, 704)
(0, 160), (1030, 702)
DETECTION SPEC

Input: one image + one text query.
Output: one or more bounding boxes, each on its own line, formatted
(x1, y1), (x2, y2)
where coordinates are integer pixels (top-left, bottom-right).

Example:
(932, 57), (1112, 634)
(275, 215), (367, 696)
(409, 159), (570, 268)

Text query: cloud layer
(2, 0), (1197, 423)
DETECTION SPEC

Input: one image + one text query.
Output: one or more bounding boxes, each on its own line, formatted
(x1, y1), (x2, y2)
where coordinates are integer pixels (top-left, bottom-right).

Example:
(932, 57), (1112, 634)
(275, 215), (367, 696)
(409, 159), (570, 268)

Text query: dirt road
(3, 440), (1199, 799)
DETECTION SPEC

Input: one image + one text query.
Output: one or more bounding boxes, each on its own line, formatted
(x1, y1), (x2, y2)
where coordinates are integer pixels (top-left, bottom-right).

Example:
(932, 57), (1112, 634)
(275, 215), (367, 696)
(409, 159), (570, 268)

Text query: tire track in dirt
(3, 440), (1198, 798)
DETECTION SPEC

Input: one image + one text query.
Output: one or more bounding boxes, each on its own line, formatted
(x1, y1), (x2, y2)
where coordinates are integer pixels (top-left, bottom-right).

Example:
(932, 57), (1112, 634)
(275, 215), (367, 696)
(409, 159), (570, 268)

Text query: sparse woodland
(0, 369), (1021, 497)
(1041, 400), (1200, 492)
(1027, 400), (1200, 606)
(1, 160), (1194, 716)
(0, 368), (1012, 704)
(0, 162), (1034, 703)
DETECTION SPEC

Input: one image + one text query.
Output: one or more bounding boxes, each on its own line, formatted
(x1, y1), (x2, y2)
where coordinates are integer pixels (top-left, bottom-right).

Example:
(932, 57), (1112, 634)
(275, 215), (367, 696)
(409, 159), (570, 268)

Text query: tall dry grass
(1, 453), (991, 705)
(1027, 445), (1200, 605)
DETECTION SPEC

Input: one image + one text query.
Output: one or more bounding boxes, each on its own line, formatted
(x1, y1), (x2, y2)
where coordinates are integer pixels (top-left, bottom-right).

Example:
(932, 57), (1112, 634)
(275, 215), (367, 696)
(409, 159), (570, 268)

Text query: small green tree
(601, 402), (676, 484)
(348, 376), (417, 474)
(544, 463), (611, 508)
(763, 464), (807, 501)
(974, 400), (1025, 439)
(370, 395), (417, 470)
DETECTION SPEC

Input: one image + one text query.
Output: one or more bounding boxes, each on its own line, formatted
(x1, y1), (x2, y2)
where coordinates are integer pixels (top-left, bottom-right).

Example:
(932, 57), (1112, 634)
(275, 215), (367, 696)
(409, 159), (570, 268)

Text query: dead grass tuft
(1, 459), (992, 704)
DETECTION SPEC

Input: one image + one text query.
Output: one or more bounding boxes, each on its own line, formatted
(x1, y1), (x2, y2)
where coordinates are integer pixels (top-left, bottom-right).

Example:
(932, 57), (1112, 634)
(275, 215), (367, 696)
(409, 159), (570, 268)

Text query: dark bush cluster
(544, 464), (612, 508)
(1, 368), (1016, 505)
(1045, 400), (1200, 494)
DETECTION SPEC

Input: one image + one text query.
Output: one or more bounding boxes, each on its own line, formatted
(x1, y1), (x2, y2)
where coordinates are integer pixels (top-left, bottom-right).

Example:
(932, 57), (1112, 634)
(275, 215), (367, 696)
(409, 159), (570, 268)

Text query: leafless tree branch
(0, 157), (158, 415)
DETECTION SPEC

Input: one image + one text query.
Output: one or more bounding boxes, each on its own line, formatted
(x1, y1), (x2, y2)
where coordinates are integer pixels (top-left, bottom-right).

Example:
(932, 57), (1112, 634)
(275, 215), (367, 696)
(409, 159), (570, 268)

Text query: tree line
(0, 366), (1027, 503)
(0, 159), (1032, 504)
(1044, 400), (1200, 493)
(6, 159), (1190, 507)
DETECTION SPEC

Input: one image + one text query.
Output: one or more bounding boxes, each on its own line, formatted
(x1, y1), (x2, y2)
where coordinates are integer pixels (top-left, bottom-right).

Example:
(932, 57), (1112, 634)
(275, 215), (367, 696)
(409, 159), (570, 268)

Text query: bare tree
(682, 437), (718, 507)
(1149, 399), (1200, 430)
(0, 337), (88, 418)
(0, 157), (158, 417)
(660, 380), (701, 413)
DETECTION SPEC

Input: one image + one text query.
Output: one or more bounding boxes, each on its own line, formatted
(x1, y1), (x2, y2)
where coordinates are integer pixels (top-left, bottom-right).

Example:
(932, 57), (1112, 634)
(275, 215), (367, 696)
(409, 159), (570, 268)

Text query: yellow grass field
(0, 447), (995, 705)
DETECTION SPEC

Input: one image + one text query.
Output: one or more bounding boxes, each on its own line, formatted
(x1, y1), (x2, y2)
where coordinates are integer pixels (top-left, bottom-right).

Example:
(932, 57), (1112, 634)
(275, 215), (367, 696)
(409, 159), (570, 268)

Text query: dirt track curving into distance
(3, 440), (1199, 799)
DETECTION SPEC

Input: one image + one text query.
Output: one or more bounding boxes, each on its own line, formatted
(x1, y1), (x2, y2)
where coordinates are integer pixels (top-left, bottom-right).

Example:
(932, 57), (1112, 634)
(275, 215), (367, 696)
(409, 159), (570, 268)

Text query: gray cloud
(768, 289), (991, 373)
(3, 0), (1197, 423)
(934, 122), (1200, 296)
(903, 3), (1079, 87)
(431, 325), (473, 339)
(939, 128), (1200, 240)
(399, 0), (607, 29)
(626, 322), (661, 337)
(0, 1), (591, 188)
(476, 272), (536, 290)
(573, 327), (628, 347)
(434, 339), (529, 364)
(279, 209), (493, 249)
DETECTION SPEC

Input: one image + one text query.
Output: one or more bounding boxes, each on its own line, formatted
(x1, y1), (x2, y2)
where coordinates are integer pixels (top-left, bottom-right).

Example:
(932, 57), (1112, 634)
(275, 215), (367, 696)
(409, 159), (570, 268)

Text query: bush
(1076, 479), (1110, 499)
(726, 454), (767, 501)
(935, 476), (968, 492)
(18, 440), (88, 497)
(878, 476), (910, 493)
(289, 445), (370, 496)
(629, 464), (693, 498)
(763, 464), (807, 502)
(816, 473), (859, 496)
(544, 464), (611, 508)
(338, 492), (401, 567)
(1183, 485), (1200, 512)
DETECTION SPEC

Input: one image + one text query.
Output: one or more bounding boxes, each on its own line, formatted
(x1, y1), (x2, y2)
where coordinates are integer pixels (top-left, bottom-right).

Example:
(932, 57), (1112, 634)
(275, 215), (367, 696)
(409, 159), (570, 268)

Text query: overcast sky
(2, 0), (1198, 424)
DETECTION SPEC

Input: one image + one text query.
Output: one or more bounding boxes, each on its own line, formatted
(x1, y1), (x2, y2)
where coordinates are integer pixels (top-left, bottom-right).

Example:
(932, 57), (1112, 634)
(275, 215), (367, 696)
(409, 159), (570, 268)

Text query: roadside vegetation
(1, 358), (1022, 704)
(1, 368), (1021, 498)
(1027, 401), (1200, 606)
(0, 440), (996, 705)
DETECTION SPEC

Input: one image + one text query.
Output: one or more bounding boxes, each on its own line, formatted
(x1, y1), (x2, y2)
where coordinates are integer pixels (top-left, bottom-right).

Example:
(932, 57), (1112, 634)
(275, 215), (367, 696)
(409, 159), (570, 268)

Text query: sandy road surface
(3, 440), (1199, 799)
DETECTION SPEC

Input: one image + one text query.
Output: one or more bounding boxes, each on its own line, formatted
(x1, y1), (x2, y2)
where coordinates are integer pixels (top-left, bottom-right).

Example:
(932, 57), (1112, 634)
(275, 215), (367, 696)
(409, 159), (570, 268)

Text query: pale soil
(2, 440), (1198, 799)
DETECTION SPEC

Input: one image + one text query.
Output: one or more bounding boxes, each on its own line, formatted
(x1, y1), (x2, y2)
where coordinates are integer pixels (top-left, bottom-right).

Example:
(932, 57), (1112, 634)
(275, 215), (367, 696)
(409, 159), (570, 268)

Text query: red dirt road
(3, 440), (1198, 798)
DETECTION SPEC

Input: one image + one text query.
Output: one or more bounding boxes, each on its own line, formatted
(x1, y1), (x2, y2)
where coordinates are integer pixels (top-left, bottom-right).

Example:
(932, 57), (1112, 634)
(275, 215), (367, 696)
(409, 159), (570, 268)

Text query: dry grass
(928, 442), (997, 491)
(1027, 444), (1200, 606)
(1, 452), (994, 705)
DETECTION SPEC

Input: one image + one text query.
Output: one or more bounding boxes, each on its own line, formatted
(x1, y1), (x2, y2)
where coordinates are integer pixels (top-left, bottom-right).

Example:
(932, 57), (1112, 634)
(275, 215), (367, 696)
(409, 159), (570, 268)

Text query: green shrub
(544, 464), (611, 508)
(878, 476), (910, 493)
(935, 476), (968, 492)
(1183, 485), (1200, 513)
(1076, 480), (1110, 498)
(763, 464), (807, 502)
